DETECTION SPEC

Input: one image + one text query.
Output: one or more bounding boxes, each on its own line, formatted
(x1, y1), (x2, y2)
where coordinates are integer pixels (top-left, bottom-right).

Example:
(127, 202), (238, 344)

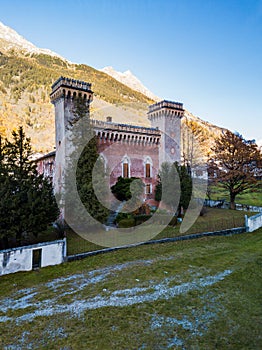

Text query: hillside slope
(0, 50), (155, 151)
(0, 21), (224, 154)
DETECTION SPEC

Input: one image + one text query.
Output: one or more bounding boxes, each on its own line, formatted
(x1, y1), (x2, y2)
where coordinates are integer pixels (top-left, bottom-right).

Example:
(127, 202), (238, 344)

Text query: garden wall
(0, 239), (66, 276)
(245, 213), (262, 232)
(204, 199), (262, 213)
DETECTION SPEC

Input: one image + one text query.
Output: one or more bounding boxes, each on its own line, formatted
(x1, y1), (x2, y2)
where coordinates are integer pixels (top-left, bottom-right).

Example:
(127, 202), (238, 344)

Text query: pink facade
(36, 151), (55, 181)
(96, 129), (160, 206)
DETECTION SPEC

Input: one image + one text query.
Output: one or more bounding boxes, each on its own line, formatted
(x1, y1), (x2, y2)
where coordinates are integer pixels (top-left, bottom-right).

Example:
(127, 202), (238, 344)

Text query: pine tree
(155, 162), (192, 215)
(0, 134), (14, 247)
(0, 127), (59, 247)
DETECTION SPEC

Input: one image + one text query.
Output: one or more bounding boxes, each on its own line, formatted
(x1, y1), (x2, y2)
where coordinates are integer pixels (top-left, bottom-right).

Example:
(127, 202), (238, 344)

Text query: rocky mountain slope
(100, 66), (160, 101)
(0, 21), (224, 156)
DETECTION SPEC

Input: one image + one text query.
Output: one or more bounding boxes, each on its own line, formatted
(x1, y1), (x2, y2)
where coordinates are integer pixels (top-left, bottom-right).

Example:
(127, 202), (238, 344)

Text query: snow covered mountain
(101, 66), (160, 101)
(0, 21), (64, 59)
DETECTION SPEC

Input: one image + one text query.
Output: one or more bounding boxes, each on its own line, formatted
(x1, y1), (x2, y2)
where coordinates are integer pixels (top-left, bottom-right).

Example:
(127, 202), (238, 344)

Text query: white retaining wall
(0, 239), (66, 276)
(204, 199), (262, 213)
(245, 214), (262, 232)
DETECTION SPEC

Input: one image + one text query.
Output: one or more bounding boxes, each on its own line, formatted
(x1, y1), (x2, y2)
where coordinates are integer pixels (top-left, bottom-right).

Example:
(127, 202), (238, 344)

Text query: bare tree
(208, 130), (262, 209)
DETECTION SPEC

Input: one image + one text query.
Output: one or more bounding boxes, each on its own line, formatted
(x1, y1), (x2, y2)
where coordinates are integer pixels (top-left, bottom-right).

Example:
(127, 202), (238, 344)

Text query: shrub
(115, 212), (129, 223)
(200, 207), (208, 216)
(134, 214), (152, 225)
(118, 218), (135, 228)
(169, 216), (177, 226)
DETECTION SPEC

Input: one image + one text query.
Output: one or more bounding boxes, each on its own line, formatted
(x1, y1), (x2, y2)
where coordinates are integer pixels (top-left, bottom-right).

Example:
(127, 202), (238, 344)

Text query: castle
(37, 77), (184, 206)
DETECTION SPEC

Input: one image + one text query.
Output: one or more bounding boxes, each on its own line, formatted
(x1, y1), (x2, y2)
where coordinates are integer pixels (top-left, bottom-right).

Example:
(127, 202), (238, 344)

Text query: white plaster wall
(41, 241), (65, 267)
(246, 213), (262, 232)
(0, 248), (32, 275)
(0, 239), (66, 276)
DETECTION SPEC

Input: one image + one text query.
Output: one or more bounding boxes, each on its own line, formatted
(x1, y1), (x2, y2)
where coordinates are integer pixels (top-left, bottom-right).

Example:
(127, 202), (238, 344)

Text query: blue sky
(1, 0), (262, 142)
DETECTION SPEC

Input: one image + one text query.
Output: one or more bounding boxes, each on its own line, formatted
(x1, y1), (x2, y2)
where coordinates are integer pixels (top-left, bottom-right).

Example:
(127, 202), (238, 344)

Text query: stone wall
(204, 199), (262, 213)
(0, 239), (66, 276)
(67, 227), (246, 262)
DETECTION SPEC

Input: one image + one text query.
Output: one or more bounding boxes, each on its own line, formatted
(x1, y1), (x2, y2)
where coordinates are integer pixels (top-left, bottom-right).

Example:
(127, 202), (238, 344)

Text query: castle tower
(50, 76), (93, 151)
(148, 100), (184, 166)
(50, 76), (93, 195)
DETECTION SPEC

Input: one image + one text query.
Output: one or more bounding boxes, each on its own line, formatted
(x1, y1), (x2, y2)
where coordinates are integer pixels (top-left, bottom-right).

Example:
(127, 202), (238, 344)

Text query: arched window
(122, 155), (130, 178)
(144, 156), (152, 178)
(146, 163), (151, 178)
(123, 163), (129, 178)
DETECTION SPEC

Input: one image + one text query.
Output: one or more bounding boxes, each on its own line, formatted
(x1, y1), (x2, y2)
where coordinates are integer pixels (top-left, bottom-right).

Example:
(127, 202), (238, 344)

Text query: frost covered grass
(0, 230), (261, 349)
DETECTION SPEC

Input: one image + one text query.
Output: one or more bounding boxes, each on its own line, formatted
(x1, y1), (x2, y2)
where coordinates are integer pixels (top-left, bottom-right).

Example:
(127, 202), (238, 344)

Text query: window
(144, 157), (152, 178)
(123, 163), (129, 178)
(146, 184), (151, 194)
(122, 156), (130, 178)
(146, 163), (151, 178)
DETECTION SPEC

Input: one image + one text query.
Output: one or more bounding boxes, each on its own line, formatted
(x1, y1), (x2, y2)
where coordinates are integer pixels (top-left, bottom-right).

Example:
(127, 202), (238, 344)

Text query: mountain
(100, 66), (160, 101)
(0, 21), (64, 60)
(0, 20), (224, 156)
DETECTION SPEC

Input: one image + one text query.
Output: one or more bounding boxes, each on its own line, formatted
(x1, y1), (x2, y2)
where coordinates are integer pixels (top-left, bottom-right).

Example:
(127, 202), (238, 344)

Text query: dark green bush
(118, 218), (135, 228)
(115, 212), (129, 223)
(169, 216), (177, 226)
(134, 214), (152, 225)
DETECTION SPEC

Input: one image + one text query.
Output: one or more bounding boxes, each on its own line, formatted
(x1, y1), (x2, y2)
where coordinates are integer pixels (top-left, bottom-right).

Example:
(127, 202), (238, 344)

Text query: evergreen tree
(155, 162), (192, 215)
(0, 134), (14, 247)
(0, 127), (59, 247)
(64, 97), (109, 227)
(76, 138), (109, 224)
(175, 162), (193, 214)
(111, 176), (144, 202)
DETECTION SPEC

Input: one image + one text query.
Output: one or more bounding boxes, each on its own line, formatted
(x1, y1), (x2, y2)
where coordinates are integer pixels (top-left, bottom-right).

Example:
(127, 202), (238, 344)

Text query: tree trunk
(230, 192), (236, 210)
(1, 236), (9, 250)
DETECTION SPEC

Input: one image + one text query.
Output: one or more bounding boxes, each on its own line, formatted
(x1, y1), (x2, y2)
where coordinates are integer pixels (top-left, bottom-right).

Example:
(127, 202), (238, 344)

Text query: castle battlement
(51, 76), (92, 93)
(148, 100), (184, 115)
(91, 119), (160, 136)
(50, 76), (93, 103)
(92, 120), (161, 145)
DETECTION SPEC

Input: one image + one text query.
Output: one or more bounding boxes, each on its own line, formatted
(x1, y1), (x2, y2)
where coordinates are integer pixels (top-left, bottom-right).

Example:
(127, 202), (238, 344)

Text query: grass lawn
(209, 181), (262, 207)
(0, 230), (261, 349)
(66, 208), (255, 255)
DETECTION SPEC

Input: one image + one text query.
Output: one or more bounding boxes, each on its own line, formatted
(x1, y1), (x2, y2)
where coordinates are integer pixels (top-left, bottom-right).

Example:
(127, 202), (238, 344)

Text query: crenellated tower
(50, 76), (93, 196)
(148, 100), (184, 166)
(50, 76), (93, 151)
